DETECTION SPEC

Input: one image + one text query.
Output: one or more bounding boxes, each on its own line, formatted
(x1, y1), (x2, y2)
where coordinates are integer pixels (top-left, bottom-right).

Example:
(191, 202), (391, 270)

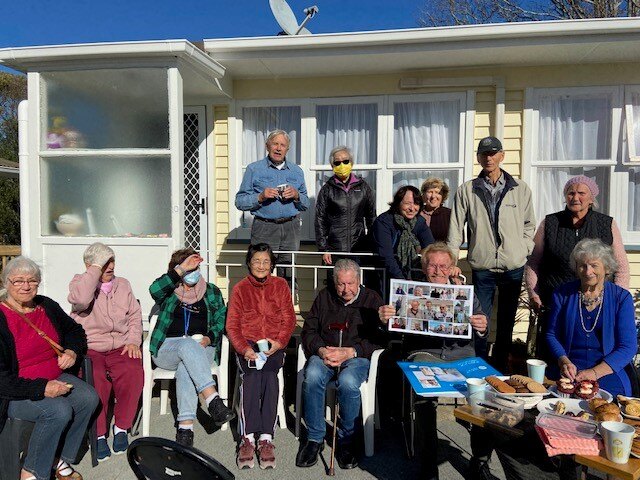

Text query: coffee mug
(601, 421), (635, 464)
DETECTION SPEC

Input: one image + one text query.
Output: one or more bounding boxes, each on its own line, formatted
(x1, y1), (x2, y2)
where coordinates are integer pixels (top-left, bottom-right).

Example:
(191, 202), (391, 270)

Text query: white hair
(570, 238), (618, 277)
(0, 256), (41, 300)
(329, 146), (353, 164)
(266, 129), (290, 146)
(333, 258), (361, 282)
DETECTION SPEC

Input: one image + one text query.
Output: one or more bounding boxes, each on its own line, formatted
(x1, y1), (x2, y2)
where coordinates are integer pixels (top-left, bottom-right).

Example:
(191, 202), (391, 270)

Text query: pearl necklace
(579, 291), (603, 334)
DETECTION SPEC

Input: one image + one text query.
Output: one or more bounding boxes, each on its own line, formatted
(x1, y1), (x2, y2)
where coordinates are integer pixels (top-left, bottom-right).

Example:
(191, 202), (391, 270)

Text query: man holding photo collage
(378, 242), (488, 480)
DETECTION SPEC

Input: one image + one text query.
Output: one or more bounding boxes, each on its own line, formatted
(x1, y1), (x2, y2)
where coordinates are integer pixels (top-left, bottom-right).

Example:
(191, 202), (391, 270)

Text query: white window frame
(624, 85), (640, 164)
(229, 92), (475, 242)
(523, 85), (640, 244)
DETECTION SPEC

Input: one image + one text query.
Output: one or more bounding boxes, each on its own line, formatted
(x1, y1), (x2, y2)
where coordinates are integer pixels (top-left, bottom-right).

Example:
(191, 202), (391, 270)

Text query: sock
(245, 433), (255, 444)
(56, 460), (73, 476)
(97, 435), (106, 441)
(178, 424), (194, 431)
(205, 392), (219, 406)
(258, 433), (272, 442)
(113, 425), (127, 435)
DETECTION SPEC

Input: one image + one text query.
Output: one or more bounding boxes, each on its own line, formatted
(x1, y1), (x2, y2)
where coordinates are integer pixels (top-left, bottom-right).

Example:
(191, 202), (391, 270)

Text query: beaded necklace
(579, 290), (604, 334)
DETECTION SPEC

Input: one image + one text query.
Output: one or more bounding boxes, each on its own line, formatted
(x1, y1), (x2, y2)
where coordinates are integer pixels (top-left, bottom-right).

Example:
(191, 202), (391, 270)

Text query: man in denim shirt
(236, 130), (309, 281)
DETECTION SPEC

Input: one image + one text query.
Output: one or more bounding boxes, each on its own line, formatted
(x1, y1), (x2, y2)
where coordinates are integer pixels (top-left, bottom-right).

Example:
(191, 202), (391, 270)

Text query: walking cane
(328, 322), (348, 476)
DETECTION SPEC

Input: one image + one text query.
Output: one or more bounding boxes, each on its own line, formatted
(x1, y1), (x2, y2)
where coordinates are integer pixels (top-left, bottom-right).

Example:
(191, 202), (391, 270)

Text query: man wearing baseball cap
(447, 136), (535, 372)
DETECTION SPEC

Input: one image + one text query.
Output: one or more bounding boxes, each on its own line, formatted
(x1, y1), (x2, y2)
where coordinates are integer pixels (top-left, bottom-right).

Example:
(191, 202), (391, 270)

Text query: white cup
(466, 378), (487, 397)
(526, 359), (547, 384)
(191, 334), (204, 342)
(601, 421), (635, 464)
(256, 339), (270, 353)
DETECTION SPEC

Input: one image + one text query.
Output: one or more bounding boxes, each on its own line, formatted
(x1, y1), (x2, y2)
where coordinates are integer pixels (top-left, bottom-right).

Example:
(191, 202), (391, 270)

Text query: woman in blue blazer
(546, 238), (637, 397)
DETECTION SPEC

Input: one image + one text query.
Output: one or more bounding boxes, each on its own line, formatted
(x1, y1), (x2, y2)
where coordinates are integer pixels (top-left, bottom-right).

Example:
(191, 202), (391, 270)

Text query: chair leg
(277, 369), (287, 429)
(295, 371), (304, 438)
(361, 385), (375, 457)
(142, 378), (153, 436)
(160, 380), (169, 415)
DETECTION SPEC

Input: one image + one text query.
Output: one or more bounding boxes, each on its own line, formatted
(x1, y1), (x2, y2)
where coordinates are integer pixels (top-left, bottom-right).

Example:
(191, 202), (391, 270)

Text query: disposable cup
(466, 378), (487, 397)
(257, 339), (270, 353)
(601, 421), (635, 464)
(191, 334), (204, 342)
(526, 359), (547, 384)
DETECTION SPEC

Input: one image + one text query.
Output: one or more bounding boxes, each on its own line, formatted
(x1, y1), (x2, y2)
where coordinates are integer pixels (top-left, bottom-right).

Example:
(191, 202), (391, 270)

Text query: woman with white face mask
(148, 248), (235, 447)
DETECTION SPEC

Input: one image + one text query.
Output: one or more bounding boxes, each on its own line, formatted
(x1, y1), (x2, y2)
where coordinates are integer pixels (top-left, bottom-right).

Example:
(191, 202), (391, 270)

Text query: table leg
(579, 465), (587, 480)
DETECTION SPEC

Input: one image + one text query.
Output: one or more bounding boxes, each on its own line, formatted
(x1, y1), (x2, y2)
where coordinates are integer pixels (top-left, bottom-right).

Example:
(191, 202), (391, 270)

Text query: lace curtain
(316, 104), (377, 165)
(242, 106), (301, 166)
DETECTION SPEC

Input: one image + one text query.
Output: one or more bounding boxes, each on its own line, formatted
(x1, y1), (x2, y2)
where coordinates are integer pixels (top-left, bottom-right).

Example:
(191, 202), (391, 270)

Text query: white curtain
(393, 100), (459, 164)
(538, 95), (611, 161)
(629, 167), (640, 231)
(633, 92), (640, 156)
(535, 167), (609, 220)
(316, 104), (377, 165)
(241, 106), (301, 166)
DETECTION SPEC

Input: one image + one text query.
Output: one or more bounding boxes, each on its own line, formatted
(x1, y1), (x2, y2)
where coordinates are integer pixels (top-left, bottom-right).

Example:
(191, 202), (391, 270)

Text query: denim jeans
(472, 266), (524, 371)
(153, 337), (217, 422)
(302, 355), (369, 443)
(7, 373), (99, 480)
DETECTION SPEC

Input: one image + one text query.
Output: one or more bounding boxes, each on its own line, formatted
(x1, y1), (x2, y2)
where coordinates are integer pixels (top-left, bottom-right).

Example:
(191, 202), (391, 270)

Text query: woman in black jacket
(314, 146), (376, 269)
(0, 256), (98, 480)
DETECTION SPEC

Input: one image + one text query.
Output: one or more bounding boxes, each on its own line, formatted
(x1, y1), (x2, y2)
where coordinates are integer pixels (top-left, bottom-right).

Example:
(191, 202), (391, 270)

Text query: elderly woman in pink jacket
(68, 242), (143, 462)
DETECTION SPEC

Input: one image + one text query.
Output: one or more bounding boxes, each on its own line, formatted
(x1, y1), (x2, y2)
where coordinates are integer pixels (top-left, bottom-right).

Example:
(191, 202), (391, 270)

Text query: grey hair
(83, 242), (115, 265)
(570, 238), (618, 277)
(266, 129), (290, 146)
(332, 258), (361, 283)
(0, 256), (42, 299)
(329, 146), (353, 164)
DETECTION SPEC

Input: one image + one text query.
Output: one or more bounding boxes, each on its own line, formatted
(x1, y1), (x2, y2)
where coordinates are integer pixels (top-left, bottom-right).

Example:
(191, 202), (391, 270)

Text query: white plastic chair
(294, 343), (383, 457)
(141, 314), (230, 436)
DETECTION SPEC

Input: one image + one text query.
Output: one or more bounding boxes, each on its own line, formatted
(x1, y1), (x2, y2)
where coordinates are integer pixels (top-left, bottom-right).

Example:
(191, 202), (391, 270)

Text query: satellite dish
(269, 0), (318, 35)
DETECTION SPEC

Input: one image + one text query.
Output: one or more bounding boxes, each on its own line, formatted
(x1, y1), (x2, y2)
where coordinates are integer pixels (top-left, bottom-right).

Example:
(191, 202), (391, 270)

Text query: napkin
(535, 425), (602, 456)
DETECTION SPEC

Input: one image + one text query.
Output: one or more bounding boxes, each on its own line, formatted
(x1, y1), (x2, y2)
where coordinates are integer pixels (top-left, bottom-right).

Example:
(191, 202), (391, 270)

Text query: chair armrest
(220, 334), (230, 369)
(297, 343), (306, 373)
(367, 348), (385, 384)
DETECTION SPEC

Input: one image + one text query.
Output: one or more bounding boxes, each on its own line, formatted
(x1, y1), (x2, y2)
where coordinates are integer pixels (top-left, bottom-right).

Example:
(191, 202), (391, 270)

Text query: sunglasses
(332, 159), (351, 167)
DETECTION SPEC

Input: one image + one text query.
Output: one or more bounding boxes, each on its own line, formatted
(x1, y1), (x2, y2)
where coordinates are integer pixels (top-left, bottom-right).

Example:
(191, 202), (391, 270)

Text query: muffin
(556, 377), (575, 398)
(575, 380), (599, 400)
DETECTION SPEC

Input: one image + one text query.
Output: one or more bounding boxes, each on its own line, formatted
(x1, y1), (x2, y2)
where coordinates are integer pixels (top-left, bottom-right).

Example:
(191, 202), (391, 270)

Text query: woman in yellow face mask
(314, 146), (376, 272)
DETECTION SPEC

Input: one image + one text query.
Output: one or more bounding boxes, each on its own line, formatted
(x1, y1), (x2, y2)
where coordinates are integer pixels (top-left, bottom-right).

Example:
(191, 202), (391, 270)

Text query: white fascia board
(203, 17), (640, 54)
(0, 40), (225, 78)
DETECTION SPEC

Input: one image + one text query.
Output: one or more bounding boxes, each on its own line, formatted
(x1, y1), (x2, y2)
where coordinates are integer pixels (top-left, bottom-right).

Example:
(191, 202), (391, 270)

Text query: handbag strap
(2, 302), (64, 357)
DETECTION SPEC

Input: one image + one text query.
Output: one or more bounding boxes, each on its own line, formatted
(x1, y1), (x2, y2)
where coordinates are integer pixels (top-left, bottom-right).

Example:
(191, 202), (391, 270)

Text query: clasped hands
(319, 346), (355, 367)
(259, 186), (299, 203)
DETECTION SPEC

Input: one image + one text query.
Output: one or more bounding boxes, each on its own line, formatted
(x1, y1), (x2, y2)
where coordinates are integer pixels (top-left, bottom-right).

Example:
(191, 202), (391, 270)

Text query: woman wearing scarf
(372, 185), (435, 288)
(68, 242), (143, 462)
(148, 248), (235, 447)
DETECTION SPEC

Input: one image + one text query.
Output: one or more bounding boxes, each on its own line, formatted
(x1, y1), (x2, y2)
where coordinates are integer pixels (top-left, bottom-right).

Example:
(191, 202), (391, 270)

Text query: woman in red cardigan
(226, 243), (296, 471)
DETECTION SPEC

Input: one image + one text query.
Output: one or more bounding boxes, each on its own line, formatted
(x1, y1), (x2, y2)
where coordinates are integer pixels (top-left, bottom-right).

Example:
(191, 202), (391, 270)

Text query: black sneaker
(469, 458), (496, 480)
(207, 396), (236, 426)
(176, 428), (194, 447)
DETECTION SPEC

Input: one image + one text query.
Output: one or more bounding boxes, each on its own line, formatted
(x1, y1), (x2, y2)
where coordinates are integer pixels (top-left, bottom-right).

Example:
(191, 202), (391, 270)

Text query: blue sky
(1, 0), (426, 48)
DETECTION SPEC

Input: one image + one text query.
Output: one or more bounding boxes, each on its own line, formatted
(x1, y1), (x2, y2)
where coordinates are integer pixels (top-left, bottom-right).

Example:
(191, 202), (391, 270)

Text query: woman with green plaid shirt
(148, 248), (235, 446)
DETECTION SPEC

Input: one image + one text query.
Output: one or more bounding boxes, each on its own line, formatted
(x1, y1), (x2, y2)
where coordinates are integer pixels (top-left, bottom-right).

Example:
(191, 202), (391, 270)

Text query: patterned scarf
(394, 213), (421, 279)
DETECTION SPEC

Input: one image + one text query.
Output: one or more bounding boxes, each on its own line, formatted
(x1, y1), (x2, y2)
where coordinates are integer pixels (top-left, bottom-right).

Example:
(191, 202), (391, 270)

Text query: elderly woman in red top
(68, 242), (143, 461)
(226, 243), (296, 471)
(0, 256), (98, 480)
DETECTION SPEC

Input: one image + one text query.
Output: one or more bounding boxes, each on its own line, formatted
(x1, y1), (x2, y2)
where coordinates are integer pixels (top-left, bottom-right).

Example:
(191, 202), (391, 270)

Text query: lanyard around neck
(182, 305), (191, 337)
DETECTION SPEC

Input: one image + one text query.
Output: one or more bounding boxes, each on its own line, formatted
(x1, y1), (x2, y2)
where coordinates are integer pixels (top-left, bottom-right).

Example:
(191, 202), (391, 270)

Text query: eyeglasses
(250, 260), (271, 267)
(426, 264), (452, 272)
(7, 278), (40, 287)
(332, 159), (351, 167)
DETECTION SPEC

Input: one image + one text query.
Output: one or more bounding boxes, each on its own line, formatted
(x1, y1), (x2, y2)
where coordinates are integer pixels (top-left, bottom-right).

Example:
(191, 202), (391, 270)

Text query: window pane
(628, 167), (640, 231)
(632, 92), (640, 155)
(41, 156), (171, 236)
(316, 104), (377, 165)
(315, 170), (376, 194)
(242, 106), (301, 166)
(538, 94), (611, 161)
(535, 167), (609, 220)
(42, 69), (169, 149)
(392, 170), (459, 208)
(393, 100), (460, 164)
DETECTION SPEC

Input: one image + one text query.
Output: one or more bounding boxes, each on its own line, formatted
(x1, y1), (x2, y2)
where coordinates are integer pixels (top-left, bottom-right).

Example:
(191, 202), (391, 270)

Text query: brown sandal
(54, 465), (83, 480)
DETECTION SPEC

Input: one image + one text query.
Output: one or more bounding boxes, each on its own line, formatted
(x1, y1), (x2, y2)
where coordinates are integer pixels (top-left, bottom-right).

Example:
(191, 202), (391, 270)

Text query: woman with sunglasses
(315, 146), (376, 271)
(226, 243), (296, 470)
(0, 256), (98, 480)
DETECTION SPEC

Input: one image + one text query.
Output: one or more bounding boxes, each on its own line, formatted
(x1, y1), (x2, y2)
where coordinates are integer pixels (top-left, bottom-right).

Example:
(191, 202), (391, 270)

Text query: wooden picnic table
(454, 404), (640, 480)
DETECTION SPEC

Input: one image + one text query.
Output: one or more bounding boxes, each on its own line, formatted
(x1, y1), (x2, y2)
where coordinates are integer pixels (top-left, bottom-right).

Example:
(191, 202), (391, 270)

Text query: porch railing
(0, 245), (21, 277)
(212, 250), (386, 311)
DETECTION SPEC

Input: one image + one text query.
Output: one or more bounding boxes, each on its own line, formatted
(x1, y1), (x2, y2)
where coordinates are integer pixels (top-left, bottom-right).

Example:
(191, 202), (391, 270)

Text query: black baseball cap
(477, 136), (503, 154)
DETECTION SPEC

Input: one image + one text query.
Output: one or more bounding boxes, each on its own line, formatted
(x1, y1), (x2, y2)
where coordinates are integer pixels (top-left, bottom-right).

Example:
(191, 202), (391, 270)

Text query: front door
(183, 107), (209, 277)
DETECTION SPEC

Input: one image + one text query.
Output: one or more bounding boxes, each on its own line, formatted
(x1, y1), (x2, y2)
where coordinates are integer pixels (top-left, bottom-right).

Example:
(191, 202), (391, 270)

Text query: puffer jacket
(314, 175), (376, 252)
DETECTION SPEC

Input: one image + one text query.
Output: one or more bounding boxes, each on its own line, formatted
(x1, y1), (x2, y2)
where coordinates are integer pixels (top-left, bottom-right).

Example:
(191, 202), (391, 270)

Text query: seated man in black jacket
(296, 259), (384, 470)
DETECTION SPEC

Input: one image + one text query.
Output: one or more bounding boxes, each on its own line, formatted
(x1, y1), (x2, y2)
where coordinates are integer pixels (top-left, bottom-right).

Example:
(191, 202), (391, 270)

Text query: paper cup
(526, 359), (547, 384)
(601, 421), (635, 464)
(256, 339), (270, 353)
(191, 334), (204, 342)
(466, 378), (487, 397)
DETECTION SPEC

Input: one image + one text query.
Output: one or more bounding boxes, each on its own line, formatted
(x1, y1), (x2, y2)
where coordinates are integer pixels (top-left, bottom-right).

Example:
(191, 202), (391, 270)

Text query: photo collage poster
(388, 279), (474, 339)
